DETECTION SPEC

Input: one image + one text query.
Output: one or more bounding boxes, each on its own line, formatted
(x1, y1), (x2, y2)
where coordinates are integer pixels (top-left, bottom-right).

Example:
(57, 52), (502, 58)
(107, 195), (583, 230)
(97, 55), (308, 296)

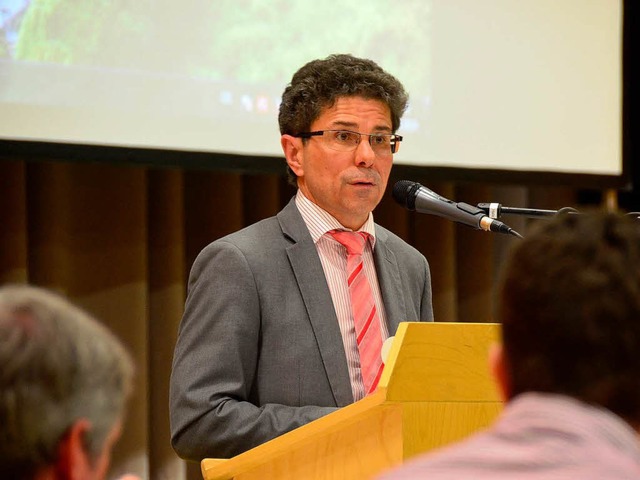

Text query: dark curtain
(0, 158), (585, 479)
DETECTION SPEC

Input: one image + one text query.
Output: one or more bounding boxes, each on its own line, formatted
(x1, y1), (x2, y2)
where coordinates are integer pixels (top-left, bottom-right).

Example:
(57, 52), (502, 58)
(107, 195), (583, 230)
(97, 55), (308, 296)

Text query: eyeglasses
(294, 130), (403, 155)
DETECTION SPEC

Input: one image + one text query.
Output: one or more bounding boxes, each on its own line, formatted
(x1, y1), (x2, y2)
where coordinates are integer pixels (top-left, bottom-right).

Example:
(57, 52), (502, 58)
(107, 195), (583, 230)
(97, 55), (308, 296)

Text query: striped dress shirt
(377, 392), (640, 479)
(295, 191), (389, 401)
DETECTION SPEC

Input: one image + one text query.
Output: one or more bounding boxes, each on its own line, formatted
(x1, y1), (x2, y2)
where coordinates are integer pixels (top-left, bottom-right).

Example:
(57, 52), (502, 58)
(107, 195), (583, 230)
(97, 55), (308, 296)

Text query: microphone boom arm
(476, 203), (579, 220)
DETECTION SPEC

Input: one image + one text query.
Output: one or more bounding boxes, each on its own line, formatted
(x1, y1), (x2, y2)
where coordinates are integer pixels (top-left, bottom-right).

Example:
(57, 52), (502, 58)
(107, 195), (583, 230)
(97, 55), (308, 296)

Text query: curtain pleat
(242, 173), (282, 224)
(148, 169), (188, 480)
(183, 171), (244, 273)
(453, 184), (494, 323)
(0, 160), (28, 283)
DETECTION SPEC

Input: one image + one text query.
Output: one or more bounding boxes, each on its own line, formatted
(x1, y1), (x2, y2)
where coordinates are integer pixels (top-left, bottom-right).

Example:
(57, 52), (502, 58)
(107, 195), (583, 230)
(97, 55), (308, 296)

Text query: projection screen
(0, 0), (624, 179)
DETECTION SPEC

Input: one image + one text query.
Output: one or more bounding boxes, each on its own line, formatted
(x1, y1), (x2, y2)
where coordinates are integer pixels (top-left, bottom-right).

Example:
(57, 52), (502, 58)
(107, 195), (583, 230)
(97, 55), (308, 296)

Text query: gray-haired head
(0, 285), (134, 479)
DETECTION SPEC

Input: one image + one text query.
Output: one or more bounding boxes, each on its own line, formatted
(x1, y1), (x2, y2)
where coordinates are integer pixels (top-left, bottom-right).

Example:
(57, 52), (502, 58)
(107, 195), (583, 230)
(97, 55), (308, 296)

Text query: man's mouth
(351, 180), (375, 186)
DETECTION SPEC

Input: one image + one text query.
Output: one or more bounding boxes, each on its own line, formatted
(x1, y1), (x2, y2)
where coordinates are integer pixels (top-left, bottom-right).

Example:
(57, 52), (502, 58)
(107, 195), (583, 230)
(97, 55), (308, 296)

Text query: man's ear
(281, 134), (304, 177)
(55, 419), (92, 480)
(489, 342), (511, 402)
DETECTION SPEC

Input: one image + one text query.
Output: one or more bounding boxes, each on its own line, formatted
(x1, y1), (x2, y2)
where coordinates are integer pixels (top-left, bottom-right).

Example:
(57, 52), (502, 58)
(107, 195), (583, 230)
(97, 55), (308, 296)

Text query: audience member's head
(278, 53), (408, 185)
(0, 285), (135, 480)
(495, 211), (640, 428)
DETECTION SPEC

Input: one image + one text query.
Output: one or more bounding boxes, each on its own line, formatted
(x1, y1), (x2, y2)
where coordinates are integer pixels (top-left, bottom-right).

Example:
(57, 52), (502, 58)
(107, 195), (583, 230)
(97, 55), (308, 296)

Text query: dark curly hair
(279, 54), (409, 184)
(497, 211), (640, 427)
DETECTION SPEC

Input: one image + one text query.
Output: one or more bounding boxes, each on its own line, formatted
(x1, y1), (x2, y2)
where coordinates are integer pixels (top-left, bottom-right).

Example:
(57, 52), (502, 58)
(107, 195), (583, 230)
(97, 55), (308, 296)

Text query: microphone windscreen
(393, 180), (423, 210)
(392, 180), (415, 207)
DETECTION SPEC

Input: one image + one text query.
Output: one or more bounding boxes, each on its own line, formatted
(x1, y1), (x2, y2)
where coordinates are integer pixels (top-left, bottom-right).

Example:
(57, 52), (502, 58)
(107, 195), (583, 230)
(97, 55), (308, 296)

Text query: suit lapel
(277, 199), (354, 406)
(373, 226), (407, 336)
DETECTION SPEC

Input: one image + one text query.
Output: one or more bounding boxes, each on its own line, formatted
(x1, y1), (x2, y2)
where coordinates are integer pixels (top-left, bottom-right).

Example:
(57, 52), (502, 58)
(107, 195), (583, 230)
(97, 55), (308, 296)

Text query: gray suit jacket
(169, 198), (433, 460)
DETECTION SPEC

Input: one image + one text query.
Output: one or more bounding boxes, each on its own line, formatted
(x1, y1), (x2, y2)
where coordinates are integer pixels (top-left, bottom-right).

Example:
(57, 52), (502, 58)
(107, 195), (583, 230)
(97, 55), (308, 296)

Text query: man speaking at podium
(169, 54), (434, 460)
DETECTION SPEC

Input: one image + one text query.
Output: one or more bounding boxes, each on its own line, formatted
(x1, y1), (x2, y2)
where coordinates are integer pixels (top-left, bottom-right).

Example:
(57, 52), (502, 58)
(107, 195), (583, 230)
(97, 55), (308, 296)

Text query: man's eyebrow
(327, 121), (358, 129)
(327, 121), (392, 133)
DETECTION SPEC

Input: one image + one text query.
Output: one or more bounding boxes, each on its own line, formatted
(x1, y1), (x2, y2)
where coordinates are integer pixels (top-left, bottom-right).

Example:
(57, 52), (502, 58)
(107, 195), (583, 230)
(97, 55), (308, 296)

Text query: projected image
(0, 0), (431, 156)
(0, 0), (29, 57)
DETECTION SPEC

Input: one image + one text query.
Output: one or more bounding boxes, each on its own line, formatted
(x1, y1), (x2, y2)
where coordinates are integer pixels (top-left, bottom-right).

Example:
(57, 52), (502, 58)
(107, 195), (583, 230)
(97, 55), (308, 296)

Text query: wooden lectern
(201, 322), (502, 480)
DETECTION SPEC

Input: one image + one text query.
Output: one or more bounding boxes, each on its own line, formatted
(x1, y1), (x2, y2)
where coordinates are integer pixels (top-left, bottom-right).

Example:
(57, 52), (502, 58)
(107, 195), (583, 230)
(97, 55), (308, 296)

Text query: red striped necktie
(329, 230), (384, 396)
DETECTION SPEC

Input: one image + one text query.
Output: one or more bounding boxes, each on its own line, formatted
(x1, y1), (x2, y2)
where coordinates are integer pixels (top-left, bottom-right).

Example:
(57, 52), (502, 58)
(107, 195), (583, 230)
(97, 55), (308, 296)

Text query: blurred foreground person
(379, 211), (640, 479)
(0, 285), (140, 480)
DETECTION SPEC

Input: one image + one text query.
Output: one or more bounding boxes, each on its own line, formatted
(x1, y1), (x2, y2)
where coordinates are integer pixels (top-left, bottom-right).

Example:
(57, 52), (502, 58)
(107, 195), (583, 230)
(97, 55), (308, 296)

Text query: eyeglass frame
(293, 129), (403, 155)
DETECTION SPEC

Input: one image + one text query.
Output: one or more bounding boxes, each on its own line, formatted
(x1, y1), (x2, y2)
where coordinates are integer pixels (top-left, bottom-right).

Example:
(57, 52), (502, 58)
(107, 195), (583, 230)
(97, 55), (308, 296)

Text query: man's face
(282, 96), (395, 230)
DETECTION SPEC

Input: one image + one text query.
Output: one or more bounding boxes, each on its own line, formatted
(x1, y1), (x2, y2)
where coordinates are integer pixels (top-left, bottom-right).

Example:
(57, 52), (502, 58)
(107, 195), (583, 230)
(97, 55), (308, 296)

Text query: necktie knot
(329, 230), (369, 256)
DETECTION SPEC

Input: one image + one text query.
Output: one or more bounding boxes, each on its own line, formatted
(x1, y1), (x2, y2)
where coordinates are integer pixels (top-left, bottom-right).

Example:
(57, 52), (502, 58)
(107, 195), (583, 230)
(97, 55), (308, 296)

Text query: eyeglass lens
(324, 130), (398, 155)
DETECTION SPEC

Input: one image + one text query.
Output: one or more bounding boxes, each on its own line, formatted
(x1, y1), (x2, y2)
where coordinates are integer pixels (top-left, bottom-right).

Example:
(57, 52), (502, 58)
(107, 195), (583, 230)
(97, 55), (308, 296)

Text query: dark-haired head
(497, 211), (640, 427)
(278, 54), (408, 185)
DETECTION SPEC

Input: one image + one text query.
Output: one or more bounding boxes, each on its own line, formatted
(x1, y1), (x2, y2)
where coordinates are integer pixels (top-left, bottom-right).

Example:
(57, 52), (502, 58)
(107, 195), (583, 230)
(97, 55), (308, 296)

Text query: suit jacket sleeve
(169, 239), (337, 461)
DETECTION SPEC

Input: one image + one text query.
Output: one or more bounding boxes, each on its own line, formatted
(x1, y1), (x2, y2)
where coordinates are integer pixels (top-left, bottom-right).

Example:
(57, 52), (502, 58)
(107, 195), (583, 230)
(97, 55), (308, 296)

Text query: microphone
(392, 180), (522, 238)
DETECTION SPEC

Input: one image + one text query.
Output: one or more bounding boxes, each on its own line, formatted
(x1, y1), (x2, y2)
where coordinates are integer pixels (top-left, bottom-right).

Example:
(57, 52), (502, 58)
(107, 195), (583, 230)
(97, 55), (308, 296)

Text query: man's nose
(354, 137), (375, 167)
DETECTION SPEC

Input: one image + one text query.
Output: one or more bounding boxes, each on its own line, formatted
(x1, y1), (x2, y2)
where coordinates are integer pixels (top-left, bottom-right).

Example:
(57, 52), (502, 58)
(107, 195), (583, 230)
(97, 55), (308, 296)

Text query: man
(169, 54), (434, 461)
(378, 211), (640, 479)
(0, 284), (139, 480)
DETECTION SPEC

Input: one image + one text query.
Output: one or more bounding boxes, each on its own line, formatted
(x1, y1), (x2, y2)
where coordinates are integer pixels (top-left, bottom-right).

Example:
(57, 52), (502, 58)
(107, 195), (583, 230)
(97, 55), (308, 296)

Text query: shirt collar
(295, 190), (377, 248)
